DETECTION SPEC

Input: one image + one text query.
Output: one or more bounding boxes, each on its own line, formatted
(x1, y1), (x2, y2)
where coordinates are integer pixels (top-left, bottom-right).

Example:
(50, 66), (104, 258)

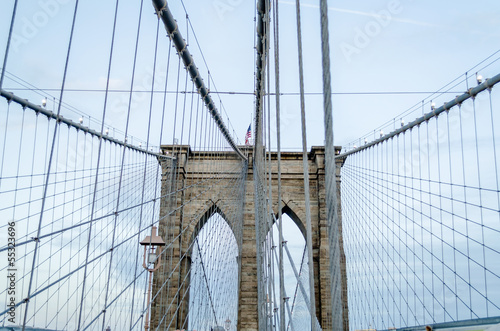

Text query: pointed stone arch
(187, 200), (240, 255)
(186, 200), (240, 331)
(153, 145), (347, 331)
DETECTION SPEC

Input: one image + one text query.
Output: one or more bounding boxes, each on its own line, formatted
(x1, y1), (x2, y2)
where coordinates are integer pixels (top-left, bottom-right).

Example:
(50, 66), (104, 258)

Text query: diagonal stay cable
(21, 2), (80, 329)
(195, 236), (219, 327)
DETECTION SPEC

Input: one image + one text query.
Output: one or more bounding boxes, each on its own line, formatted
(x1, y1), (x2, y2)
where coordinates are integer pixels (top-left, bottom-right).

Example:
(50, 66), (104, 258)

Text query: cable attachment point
(152, 0), (166, 18)
(484, 78), (493, 91)
(467, 88), (476, 100)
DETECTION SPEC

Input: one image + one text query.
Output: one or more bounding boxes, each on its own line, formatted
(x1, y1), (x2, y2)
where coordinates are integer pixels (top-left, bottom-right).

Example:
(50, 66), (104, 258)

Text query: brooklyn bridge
(1, 0), (500, 330)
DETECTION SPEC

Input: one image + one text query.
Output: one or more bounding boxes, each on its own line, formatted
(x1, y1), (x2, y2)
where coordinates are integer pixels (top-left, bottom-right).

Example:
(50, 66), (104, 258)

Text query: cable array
(0, 1), (246, 330)
(253, 0), (332, 330)
(339, 72), (500, 329)
(5, 0), (496, 330)
(0, 96), (166, 329)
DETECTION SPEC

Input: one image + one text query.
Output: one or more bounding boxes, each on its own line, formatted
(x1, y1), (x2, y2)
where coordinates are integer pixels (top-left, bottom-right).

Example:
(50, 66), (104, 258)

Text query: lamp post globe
(140, 226), (165, 330)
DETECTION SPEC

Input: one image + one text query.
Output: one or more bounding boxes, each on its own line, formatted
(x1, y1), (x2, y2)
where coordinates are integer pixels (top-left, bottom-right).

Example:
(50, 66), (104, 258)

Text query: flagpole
(251, 111), (254, 144)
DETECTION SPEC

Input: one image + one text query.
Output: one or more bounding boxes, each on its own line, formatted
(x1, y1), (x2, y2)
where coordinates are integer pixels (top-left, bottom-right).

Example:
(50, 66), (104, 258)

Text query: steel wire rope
(340, 160), (468, 326)
(2, 221), (158, 318)
(288, 244), (311, 330)
(179, 68), (189, 145)
(338, 169), (500, 236)
(487, 90), (500, 228)
(194, 237), (218, 326)
(471, 97), (489, 316)
(75, 0), (123, 327)
(3, 85), (481, 96)
(345, 51), (500, 148)
(148, 160), (244, 321)
(19, 109), (40, 327)
(0, 98), (11, 191)
(337, 166), (383, 327)
(293, 0), (317, 328)
(146, 172), (243, 329)
(270, 0), (287, 328)
(1, 69), (157, 149)
(457, 103), (474, 319)
(162, 256), (198, 330)
(284, 243), (312, 316)
(131, 14), (165, 331)
(0, 0), (18, 90)
(342, 151), (399, 327)
(262, 184), (321, 329)
(96, 0), (149, 328)
(171, 54), (182, 151)
(145, 25), (174, 331)
(409, 128), (419, 324)
(339, 72), (500, 158)
(50, 104), (67, 326)
(254, 0), (271, 327)
(0, 160), (228, 254)
(341, 160), (500, 282)
(287, 246), (306, 331)
(187, 81), (196, 146)
(22, 1), (80, 328)
(444, 110), (459, 321)
(339, 122), (500, 326)
(178, 0), (241, 145)
(263, 49), (274, 330)
(10, 105), (26, 284)
(271, 233), (296, 331)
(182, 248), (205, 329)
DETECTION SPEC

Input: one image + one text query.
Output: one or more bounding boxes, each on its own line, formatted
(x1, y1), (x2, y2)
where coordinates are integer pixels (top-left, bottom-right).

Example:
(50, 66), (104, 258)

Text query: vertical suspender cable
(137, 16), (163, 330)
(77, 0), (120, 326)
(255, 0), (270, 328)
(23, 2), (80, 329)
(0, 0), (18, 90)
(294, 0), (317, 329)
(319, 0), (344, 329)
(271, 0), (286, 329)
(127, 0), (147, 327)
(99, 1), (127, 329)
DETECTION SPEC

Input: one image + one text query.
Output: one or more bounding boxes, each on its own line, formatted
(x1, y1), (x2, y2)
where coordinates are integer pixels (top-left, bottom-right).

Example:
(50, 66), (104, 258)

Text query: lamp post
(225, 318), (231, 331)
(140, 226), (165, 331)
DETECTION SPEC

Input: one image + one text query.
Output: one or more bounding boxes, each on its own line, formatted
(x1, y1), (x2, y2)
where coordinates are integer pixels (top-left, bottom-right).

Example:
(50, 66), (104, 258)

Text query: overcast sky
(1, 1), (500, 328)
(1, 1), (500, 152)
(170, 0), (500, 150)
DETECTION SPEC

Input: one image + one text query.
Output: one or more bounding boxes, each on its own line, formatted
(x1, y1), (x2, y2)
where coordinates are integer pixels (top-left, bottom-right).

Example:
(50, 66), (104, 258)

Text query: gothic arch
(280, 204), (307, 240)
(270, 202), (307, 240)
(185, 200), (240, 331)
(187, 200), (240, 254)
(155, 145), (342, 331)
(272, 196), (308, 241)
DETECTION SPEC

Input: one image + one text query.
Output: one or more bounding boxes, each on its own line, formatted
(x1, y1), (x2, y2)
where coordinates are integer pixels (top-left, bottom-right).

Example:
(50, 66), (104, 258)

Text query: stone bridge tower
(151, 145), (347, 331)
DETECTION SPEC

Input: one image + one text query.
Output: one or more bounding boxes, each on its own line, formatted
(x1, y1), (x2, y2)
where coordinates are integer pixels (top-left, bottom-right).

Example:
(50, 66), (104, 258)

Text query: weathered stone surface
(151, 145), (347, 331)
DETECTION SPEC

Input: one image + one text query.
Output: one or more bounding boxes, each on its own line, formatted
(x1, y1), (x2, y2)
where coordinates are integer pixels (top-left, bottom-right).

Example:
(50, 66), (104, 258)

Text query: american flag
(245, 124), (252, 145)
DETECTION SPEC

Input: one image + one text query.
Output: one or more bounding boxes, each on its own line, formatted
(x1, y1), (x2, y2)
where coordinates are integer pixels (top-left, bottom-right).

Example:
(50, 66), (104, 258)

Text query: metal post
(144, 269), (153, 331)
